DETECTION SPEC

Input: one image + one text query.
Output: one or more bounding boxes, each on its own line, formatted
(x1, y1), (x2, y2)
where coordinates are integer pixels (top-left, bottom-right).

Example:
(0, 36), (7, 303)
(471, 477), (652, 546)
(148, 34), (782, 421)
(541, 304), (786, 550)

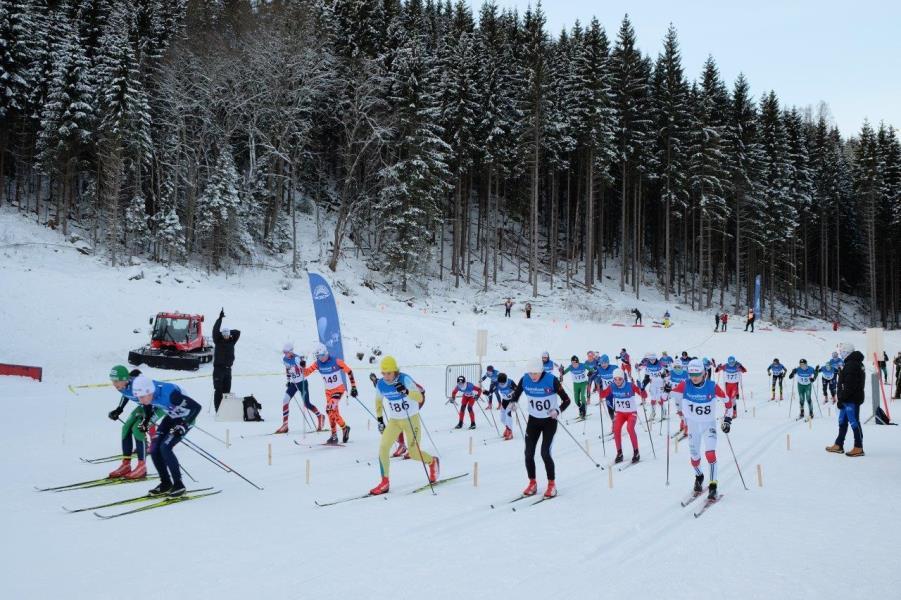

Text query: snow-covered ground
(1, 208), (899, 599)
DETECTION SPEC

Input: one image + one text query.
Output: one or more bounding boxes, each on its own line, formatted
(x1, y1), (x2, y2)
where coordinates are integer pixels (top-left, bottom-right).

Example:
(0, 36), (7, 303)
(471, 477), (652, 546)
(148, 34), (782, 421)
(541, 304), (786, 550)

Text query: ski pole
(193, 424), (227, 446)
(556, 418), (603, 469)
(640, 403), (657, 459)
(724, 429), (748, 490)
(739, 375), (747, 414)
(350, 394), (378, 421)
(813, 380), (824, 418)
(417, 414), (442, 457)
(788, 382), (796, 418)
(404, 410), (435, 495)
(292, 397), (315, 431)
(116, 418), (195, 482)
(598, 400), (607, 457)
(476, 397), (501, 436)
(513, 402), (525, 438)
(665, 396), (671, 486)
(181, 437), (264, 490)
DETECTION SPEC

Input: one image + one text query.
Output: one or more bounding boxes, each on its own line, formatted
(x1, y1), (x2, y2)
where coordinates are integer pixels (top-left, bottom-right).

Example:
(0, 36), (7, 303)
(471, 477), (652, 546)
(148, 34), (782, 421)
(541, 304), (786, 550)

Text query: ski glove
(138, 420), (151, 433)
(369, 373), (378, 386)
(377, 417), (386, 433)
(548, 409), (559, 420)
(721, 416), (732, 434)
(108, 407), (123, 421)
(643, 375), (651, 387)
(394, 382), (408, 396)
(350, 386), (358, 398)
(219, 308), (225, 318)
(172, 422), (188, 437)
(663, 383), (672, 393)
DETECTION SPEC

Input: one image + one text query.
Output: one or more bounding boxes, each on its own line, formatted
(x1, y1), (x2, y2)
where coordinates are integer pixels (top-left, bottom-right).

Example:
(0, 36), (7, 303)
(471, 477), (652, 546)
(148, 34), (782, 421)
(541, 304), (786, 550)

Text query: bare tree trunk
(585, 149), (594, 291)
(620, 161), (627, 292)
(531, 137), (539, 298)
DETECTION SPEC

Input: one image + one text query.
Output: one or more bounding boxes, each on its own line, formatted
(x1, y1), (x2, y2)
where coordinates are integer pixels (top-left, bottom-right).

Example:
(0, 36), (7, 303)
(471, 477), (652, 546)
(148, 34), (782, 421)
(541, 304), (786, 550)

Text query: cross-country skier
(670, 359), (732, 501)
(715, 356), (747, 414)
(593, 355), (618, 418)
(818, 361), (838, 404)
(497, 373), (516, 440)
(541, 351), (556, 374)
(509, 357), (571, 498)
(561, 355), (590, 419)
(767, 358), (786, 401)
(788, 359), (818, 419)
(598, 368), (647, 464)
(617, 349), (632, 379)
(660, 351), (674, 370)
(826, 342), (865, 457)
(679, 351), (693, 369)
(133, 375), (202, 497)
(107, 366), (162, 480)
(276, 343), (325, 434)
(638, 353), (666, 421)
(481, 365), (500, 408)
(668, 362), (690, 439)
(303, 343), (357, 444)
(703, 357), (716, 380)
(369, 356), (440, 495)
(451, 375), (482, 429)
(828, 351), (844, 372)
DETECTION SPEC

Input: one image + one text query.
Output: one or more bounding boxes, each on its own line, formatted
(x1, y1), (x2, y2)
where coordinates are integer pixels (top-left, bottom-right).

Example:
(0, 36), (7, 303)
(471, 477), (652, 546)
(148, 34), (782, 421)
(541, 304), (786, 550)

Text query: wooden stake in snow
(752, 407), (756, 418)
(756, 464), (763, 487)
(608, 467), (613, 489)
(786, 434), (791, 451)
(306, 459), (311, 485)
(469, 436), (473, 455)
(585, 439), (590, 454)
(268, 443), (272, 465)
(226, 428), (230, 448)
(808, 417), (813, 430)
(674, 436), (679, 454)
(473, 462), (479, 487)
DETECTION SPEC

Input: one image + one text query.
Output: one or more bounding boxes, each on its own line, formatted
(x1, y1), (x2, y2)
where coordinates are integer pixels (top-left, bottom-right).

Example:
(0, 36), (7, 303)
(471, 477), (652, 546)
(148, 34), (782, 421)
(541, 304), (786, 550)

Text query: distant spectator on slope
(714, 313), (720, 332)
(504, 298), (513, 318)
(525, 302), (532, 319)
(744, 308), (755, 332)
(721, 312), (729, 331)
(632, 308), (642, 325)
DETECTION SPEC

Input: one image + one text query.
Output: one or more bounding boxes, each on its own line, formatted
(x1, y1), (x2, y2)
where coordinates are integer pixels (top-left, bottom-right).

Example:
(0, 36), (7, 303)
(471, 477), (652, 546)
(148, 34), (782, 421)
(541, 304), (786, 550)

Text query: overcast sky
(469, 0), (900, 136)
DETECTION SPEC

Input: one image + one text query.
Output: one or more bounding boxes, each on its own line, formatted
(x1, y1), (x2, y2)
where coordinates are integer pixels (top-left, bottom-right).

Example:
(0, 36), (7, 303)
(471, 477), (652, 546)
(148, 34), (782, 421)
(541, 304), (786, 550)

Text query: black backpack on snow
(243, 395), (264, 422)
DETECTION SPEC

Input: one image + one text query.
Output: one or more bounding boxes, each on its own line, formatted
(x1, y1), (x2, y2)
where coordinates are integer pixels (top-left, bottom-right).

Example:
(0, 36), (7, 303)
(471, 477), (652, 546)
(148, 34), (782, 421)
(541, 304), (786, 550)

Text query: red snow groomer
(128, 312), (213, 371)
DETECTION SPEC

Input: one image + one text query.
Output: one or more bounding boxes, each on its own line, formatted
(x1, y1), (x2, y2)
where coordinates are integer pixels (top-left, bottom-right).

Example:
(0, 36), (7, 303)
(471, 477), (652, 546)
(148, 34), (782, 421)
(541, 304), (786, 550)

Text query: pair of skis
(35, 475), (158, 493)
(314, 473), (469, 507)
(63, 487), (221, 518)
(680, 488), (723, 517)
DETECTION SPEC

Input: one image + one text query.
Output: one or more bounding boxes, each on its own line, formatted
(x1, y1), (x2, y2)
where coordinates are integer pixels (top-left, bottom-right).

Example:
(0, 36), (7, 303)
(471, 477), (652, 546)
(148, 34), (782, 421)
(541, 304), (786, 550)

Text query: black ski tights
(524, 416), (558, 480)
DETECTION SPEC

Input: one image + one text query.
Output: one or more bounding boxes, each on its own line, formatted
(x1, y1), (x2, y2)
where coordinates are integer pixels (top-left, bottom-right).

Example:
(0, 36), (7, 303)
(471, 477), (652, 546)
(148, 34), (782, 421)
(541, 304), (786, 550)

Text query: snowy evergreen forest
(0, 0), (899, 326)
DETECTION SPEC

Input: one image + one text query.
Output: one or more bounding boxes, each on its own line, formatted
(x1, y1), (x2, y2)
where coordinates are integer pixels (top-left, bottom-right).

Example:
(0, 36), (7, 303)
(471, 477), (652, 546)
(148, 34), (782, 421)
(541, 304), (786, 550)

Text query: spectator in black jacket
(213, 308), (240, 412)
(826, 343), (864, 457)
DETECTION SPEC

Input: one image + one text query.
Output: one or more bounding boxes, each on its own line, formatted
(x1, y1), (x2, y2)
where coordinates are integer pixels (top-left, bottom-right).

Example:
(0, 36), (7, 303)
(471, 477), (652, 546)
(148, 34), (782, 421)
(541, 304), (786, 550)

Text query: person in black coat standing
(826, 343), (865, 457)
(213, 308), (240, 412)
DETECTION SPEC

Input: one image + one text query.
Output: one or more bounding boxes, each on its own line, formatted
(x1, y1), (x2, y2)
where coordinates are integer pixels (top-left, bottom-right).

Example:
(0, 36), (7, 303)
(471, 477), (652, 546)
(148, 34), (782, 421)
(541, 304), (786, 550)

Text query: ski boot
(391, 444), (408, 458)
(124, 460), (147, 480)
(503, 427), (513, 441)
(454, 422), (463, 430)
(846, 447), (865, 457)
(274, 423), (289, 434)
(544, 480), (557, 498)
(579, 407), (587, 419)
(342, 425), (351, 443)
(316, 414), (325, 431)
(168, 481), (186, 497)
(798, 409), (805, 419)
(369, 477), (390, 495)
(825, 444), (844, 454)
(429, 456), (440, 483)
(522, 479), (538, 496)
(650, 407), (657, 421)
(149, 482), (173, 496)
(694, 473), (704, 493)
(614, 450), (624, 464)
(707, 481), (718, 501)
(108, 459), (132, 479)
(468, 422), (476, 430)
(325, 434), (340, 445)
(632, 450), (640, 463)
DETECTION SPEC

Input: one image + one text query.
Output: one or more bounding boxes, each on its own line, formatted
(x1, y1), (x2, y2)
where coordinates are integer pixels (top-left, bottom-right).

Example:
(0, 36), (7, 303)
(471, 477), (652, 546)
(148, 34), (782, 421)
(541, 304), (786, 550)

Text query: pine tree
(196, 146), (242, 271)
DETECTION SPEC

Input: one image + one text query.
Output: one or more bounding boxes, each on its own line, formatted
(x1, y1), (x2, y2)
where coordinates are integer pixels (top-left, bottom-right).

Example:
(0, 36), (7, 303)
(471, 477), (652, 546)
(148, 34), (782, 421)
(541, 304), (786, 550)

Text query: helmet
(661, 351), (669, 356)
(702, 357), (711, 367)
(282, 342), (294, 353)
(486, 365), (494, 372)
(571, 355), (579, 362)
(315, 343), (329, 359)
(131, 375), (155, 397)
(587, 351), (596, 359)
(109, 365), (130, 382)
(456, 375), (466, 384)
(612, 368), (625, 381)
(497, 373), (508, 384)
(527, 357), (544, 374)
(681, 350), (688, 356)
(600, 354), (609, 365)
(728, 355), (736, 364)
(541, 351), (550, 361)
(380, 355), (398, 373)
(687, 359), (705, 375)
